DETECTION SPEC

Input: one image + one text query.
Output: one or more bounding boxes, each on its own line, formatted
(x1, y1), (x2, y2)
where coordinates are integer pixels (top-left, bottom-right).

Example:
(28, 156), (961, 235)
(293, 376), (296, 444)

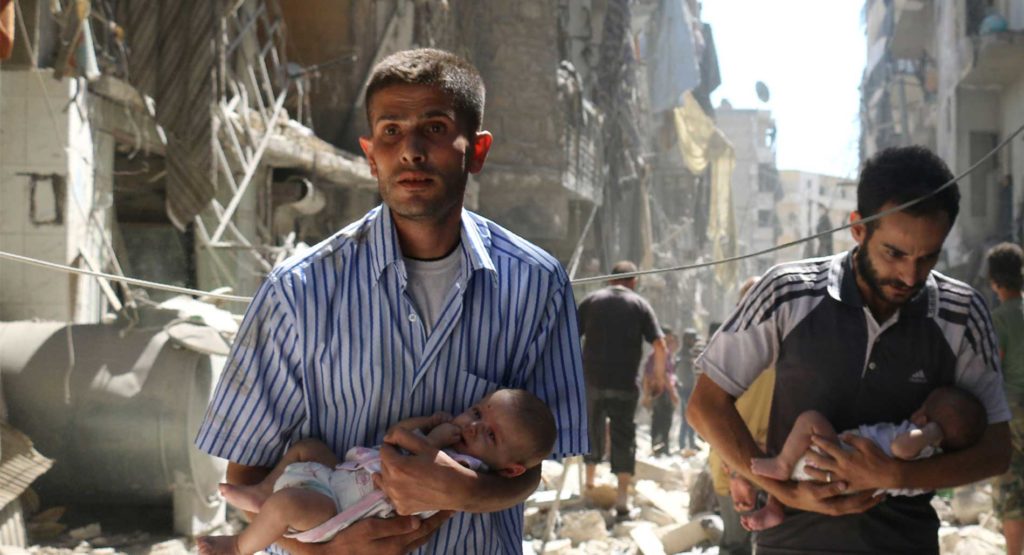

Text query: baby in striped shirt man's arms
(198, 389), (555, 555)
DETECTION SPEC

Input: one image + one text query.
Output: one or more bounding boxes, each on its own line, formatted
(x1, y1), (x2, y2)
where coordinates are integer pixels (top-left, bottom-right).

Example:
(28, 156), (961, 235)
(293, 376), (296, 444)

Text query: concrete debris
(629, 524), (666, 555)
(634, 480), (688, 524)
(539, 538), (572, 554)
(655, 520), (707, 554)
(951, 483), (994, 525)
(0, 548), (32, 555)
(558, 510), (609, 545)
(528, 488), (580, 510)
(939, 524), (1005, 554)
(638, 506), (676, 527)
(145, 539), (190, 555)
(66, 524), (100, 542)
(932, 495), (955, 525)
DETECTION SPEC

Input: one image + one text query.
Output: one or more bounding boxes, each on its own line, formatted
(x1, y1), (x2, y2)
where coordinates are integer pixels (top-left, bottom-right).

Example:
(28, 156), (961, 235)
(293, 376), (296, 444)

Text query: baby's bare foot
(750, 457), (791, 481)
(197, 535), (241, 555)
(729, 474), (758, 512)
(740, 505), (784, 531)
(219, 483), (266, 513)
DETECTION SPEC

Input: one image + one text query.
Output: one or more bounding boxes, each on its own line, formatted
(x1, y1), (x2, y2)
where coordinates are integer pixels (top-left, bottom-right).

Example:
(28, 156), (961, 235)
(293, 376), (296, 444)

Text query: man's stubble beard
(854, 239), (924, 307)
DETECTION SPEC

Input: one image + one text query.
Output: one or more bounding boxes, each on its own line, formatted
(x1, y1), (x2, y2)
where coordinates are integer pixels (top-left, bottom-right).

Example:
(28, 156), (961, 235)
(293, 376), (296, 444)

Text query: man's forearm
(459, 464), (541, 513)
(687, 375), (768, 487)
(891, 422), (1010, 490)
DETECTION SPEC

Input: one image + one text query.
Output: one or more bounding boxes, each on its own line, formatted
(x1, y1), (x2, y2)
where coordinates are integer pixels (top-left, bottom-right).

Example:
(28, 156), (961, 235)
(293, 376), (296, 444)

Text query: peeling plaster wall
(0, 71), (111, 323)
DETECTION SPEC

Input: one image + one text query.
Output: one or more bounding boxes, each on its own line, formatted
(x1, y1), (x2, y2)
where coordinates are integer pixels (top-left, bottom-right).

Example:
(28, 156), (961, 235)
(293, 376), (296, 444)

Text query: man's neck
(998, 288), (1023, 303)
(393, 210), (463, 260)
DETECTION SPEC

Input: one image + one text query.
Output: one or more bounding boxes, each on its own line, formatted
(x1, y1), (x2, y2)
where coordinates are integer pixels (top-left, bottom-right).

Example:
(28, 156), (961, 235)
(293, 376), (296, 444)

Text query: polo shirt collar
(367, 204), (497, 286)
(826, 248), (937, 318)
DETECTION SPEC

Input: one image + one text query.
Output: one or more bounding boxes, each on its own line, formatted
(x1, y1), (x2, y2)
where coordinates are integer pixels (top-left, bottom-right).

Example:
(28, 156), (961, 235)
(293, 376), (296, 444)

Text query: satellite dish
(755, 81), (771, 103)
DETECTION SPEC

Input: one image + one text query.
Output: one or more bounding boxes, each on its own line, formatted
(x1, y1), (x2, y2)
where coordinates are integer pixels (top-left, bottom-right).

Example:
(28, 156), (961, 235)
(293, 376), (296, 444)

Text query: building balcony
(889, 0), (933, 59)
(960, 31), (1024, 88)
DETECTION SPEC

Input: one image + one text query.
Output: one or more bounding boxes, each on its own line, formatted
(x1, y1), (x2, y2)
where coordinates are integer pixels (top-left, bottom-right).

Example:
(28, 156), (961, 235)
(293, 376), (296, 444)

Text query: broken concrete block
(523, 506), (546, 539)
(146, 539), (190, 555)
(68, 522), (101, 541)
(540, 538), (572, 554)
(655, 519), (707, 553)
(634, 480), (688, 524)
(629, 524), (666, 555)
(0, 547), (30, 555)
(527, 488), (579, 510)
(634, 459), (679, 484)
(558, 510), (608, 546)
(638, 505), (676, 527)
(932, 495), (955, 524)
(951, 484), (993, 525)
(940, 524), (1005, 554)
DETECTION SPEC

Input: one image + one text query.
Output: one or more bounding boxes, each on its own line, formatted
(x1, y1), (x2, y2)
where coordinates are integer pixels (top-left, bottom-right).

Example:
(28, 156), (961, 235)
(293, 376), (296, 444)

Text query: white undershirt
(404, 247), (462, 331)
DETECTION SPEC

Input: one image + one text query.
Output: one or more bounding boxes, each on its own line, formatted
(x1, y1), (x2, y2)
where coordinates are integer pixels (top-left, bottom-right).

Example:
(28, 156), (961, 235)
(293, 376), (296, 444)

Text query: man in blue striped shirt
(196, 48), (588, 554)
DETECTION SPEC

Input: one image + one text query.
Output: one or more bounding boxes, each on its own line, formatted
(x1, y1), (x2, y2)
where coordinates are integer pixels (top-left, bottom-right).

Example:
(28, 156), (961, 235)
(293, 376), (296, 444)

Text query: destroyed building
(0, 0), (736, 548)
(860, 0), (1024, 286)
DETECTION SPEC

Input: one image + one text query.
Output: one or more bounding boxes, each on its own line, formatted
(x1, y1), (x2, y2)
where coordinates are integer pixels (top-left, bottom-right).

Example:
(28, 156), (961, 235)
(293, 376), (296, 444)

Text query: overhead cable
(1, 121), (1022, 303)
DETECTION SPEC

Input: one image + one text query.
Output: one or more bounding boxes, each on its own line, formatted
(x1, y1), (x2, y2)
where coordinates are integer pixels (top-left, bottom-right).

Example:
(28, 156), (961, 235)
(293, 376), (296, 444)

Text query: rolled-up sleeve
(195, 274), (306, 467)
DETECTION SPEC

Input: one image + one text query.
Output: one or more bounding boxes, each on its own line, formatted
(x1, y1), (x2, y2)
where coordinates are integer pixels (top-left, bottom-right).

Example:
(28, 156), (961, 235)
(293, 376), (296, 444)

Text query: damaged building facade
(860, 0), (1024, 287)
(0, 0), (737, 545)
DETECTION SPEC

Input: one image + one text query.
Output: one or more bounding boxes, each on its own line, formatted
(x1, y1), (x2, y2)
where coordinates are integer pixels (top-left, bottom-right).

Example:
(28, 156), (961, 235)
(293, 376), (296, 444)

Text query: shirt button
(408, 314), (417, 322)
(868, 362), (877, 370)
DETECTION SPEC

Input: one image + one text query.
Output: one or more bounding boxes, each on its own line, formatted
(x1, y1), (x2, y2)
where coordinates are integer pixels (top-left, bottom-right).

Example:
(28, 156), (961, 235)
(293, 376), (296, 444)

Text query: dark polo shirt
(698, 250), (1010, 554)
(578, 285), (662, 391)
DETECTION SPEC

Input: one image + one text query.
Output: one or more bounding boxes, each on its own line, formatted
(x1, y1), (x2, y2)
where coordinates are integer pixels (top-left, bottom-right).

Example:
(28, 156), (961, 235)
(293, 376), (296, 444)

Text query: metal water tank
(0, 321), (227, 535)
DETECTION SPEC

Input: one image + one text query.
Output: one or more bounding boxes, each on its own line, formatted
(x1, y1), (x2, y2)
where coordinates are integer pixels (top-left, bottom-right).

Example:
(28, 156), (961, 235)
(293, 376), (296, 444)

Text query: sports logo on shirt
(908, 370), (928, 384)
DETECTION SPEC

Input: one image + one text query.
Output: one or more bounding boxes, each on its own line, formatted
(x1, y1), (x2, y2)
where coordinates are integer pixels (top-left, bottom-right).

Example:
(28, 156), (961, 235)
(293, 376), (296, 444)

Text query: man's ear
(498, 463), (526, 478)
(850, 211), (867, 245)
(467, 131), (493, 174)
(359, 136), (378, 177)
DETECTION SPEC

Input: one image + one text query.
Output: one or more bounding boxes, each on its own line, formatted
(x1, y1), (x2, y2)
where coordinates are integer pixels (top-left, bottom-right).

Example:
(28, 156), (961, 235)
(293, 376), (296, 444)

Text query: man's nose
(464, 421), (481, 437)
(400, 134), (427, 165)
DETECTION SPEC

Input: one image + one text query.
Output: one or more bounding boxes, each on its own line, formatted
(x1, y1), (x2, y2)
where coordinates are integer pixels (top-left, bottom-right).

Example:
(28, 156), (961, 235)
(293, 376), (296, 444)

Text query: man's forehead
(368, 84), (458, 122)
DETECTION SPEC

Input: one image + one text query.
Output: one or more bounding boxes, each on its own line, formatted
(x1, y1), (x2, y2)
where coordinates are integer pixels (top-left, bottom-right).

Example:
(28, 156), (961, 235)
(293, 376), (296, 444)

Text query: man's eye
(473, 408), (481, 418)
(427, 123), (446, 134)
(489, 431), (496, 441)
(382, 126), (398, 136)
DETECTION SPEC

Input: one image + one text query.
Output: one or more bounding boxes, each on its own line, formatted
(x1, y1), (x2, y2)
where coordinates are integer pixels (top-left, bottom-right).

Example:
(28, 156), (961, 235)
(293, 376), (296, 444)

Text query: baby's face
(450, 394), (525, 470)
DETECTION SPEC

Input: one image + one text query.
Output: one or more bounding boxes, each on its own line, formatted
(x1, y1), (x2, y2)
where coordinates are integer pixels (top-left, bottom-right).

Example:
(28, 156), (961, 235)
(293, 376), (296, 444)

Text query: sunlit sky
(701, 1), (866, 178)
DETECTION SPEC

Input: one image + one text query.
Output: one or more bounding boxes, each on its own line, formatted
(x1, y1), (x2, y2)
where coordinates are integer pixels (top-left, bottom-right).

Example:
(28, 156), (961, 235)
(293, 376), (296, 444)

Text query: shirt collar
(366, 204), (498, 286)
(827, 248), (937, 318)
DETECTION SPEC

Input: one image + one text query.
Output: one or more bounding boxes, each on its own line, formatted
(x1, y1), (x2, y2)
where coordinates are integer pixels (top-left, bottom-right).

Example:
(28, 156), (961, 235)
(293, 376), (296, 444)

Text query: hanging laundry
(646, 0), (701, 114)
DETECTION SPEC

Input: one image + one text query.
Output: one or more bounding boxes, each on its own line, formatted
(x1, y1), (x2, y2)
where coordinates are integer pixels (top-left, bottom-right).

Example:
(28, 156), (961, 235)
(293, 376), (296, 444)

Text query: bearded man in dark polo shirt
(579, 260), (668, 517)
(687, 146), (1011, 554)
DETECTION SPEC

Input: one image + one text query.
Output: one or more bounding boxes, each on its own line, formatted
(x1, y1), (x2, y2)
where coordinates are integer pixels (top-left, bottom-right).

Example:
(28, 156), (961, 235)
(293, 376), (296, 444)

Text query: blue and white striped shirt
(195, 204), (588, 554)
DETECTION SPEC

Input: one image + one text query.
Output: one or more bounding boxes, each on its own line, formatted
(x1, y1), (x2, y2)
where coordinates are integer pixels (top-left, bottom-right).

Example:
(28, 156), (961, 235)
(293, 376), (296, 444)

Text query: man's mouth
(397, 172), (434, 186)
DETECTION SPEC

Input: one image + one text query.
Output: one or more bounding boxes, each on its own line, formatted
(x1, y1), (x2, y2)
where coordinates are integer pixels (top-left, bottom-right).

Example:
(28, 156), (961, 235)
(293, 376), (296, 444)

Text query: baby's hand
(425, 422), (462, 448)
(431, 411), (453, 425)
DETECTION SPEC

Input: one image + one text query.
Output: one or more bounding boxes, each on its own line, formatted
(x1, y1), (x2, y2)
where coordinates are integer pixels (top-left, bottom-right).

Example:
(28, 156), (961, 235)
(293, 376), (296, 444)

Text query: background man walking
(578, 260), (667, 518)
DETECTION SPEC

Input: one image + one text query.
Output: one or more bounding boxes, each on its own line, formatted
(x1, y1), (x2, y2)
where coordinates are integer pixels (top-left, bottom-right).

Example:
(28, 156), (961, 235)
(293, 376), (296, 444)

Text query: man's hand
(761, 476), (884, 517)
(375, 427), (474, 515)
(804, 433), (898, 492)
(310, 511), (453, 555)
(424, 422), (462, 449)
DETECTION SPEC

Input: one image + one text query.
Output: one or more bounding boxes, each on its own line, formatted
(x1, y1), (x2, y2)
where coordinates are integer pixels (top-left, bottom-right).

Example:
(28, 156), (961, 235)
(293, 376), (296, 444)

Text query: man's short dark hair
(857, 146), (960, 230)
(364, 48), (485, 134)
(987, 242), (1024, 291)
(611, 260), (638, 275)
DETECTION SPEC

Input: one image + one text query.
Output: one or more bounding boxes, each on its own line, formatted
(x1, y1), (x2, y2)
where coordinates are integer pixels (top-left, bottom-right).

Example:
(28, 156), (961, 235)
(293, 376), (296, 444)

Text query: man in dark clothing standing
(579, 260), (667, 516)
